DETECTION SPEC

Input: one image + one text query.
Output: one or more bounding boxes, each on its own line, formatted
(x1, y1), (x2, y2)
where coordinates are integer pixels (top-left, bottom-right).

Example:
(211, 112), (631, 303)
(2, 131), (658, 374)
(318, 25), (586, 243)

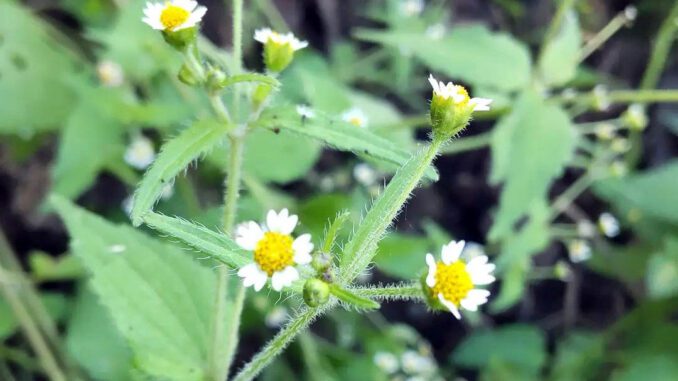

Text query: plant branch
(351, 283), (424, 301)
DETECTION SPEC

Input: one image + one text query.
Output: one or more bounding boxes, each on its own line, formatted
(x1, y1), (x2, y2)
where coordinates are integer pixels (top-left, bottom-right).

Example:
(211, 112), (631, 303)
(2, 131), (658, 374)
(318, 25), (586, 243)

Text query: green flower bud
(427, 74), (492, 141)
(621, 104), (648, 131)
(206, 67), (227, 94)
(592, 85), (611, 111)
(254, 28), (308, 73)
(303, 278), (330, 307)
(162, 27), (198, 51)
(252, 83), (273, 110)
(178, 64), (199, 86)
(312, 252), (332, 272)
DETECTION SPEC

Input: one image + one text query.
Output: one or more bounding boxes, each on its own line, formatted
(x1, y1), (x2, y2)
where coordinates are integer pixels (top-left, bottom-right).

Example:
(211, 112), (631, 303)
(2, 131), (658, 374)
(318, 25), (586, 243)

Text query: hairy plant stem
(351, 283), (424, 301)
(208, 2), (246, 380)
(578, 11), (627, 62)
(549, 171), (596, 222)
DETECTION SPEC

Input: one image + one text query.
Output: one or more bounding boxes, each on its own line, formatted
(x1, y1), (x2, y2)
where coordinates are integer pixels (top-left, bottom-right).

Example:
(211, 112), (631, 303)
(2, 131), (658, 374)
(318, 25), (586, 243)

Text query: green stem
(440, 131), (492, 155)
(351, 283), (424, 301)
(578, 12), (627, 62)
(549, 172), (595, 221)
(0, 346), (42, 374)
(232, 305), (332, 381)
(554, 89), (678, 105)
(209, 94), (233, 124)
(231, 0), (244, 121)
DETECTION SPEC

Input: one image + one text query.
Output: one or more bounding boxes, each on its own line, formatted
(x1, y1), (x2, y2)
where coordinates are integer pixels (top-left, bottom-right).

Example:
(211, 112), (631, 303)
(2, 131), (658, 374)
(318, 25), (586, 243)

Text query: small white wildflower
(425, 23), (446, 40)
(236, 209), (313, 291)
(611, 137), (630, 153)
(428, 74), (492, 112)
(142, 0), (207, 31)
(342, 107), (369, 128)
(353, 163), (378, 186)
(96, 60), (124, 87)
(401, 350), (434, 375)
(373, 351), (399, 374)
(561, 88), (578, 101)
(296, 104), (315, 119)
(592, 85), (610, 111)
(576, 220), (596, 238)
(400, 0), (425, 17)
(265, 306), (289, 328)
(568, 240), (592, 263)
(425, 240), (495, 319)
(594, 123), (616, 140)
(624, 6), (637, 22)
(598, 212), (620, 238)
(124, 135), (156, 170)
(254, 28), (308, 51)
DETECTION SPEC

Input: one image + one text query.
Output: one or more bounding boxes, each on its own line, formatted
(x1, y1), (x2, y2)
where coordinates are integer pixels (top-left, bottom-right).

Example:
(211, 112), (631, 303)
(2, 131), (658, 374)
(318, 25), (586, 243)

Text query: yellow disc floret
(254, 232), (294, 276)
(453, 85), (470, 106)
(160, 5), (190, 31)
(430, 261), (473, 305)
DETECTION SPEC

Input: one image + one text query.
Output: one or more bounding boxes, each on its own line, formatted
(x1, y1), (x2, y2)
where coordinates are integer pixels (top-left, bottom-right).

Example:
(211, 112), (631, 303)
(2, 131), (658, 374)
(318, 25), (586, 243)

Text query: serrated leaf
(141, 212), (249, 269)
(51, 195), (237, 381)
(329, 284), (380, 310)
(131, 118), (228, 225)
(254, 106), (437, 181)
(538, 11), (582, 86)
(339, 143), (439, 283)
(489, 91), (576, 240)
(355, 25), (531, 91)
(452, 324), (546, 375)
(0, 2), (82, 135)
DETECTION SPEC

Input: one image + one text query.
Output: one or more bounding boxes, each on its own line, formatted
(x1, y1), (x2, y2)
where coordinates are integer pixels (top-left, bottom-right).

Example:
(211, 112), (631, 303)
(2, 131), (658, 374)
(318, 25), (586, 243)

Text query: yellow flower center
(430, 261), (473, 306)
(254, 232), (294, 276)
(348, 117), (363, 127)
(453, 85), (470, 105)
(160, 5), (190, 31)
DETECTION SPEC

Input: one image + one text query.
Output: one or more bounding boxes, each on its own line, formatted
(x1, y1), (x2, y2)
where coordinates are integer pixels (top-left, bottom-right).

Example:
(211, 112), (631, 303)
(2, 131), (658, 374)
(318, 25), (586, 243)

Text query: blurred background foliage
(1, 0), (677, 380)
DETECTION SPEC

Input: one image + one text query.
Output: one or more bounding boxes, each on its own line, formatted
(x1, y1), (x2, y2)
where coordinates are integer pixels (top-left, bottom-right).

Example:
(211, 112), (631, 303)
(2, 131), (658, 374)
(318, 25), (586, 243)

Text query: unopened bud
(592, 85), (610, 111)
(206, 67), (227, 93)
(303, 278), (330, 307)
(254, 28), (308, 73)
(621, 104), (648, 131)
(178, 64), (199, 86)
(162, 27), (198, 51)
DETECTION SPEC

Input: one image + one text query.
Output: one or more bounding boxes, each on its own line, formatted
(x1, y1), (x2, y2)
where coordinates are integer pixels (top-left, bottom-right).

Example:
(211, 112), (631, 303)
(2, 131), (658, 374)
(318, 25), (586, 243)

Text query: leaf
(51, 195), (237, 381)
(66, 286), (135, 381)
(243, 127), (322, 184)
(141, 212), (250, 269)
(339, 143), (439, 283)
(611, 355), (678, 381)
(593, 160), (678, 225)
(452, 324), (546, 375)
(355, 25), (532, 91)
(254, 106), (437, 181)
(538, 11), (582, 86)
(29, 251), (83, 282)
(329, 284), (380, 310)
(489, 90), (576, 240)
(131, 118), (228, 226)
(0, 2), (82, 135)
(548, 332), (604, 381)
(373, 233), (429, 279)
(0, 293), (68, 341)
(646, 237), (678, 299)
(218, 72), (281, 89)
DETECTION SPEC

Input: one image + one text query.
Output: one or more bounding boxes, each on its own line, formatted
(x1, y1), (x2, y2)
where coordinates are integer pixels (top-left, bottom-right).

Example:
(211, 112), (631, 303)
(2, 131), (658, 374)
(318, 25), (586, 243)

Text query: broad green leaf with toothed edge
(130, 118), (229, 226)
(539, 11), (582, 86)
(51, 195), (240, 381)
(254, 106), (438, 181)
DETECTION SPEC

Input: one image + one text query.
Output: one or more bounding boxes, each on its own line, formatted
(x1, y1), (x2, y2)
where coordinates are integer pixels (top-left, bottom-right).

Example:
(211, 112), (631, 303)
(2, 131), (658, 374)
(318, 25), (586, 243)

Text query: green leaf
(339, 142), (439, 283)
(452, 325), (546, 375)
(0, 2), (81, 135)
(243, 127), (322, 184)
(29, 252), (83, 282)
(218, 72), (280, 89)
(548, 332), (604, 381)
(329, 284), (380, 310)
(373, 234), (429, 279)
(611, 355), (678, 381)
(141, 212), (250, 269)
(0, 293), (68, 341)
(254, 106), (437, 181)
(489, 91), (576, 240)
(355, 25), (532, 91)
(51, 195), (237, 381)
(131, 118), (228, 226)
(66, 286), (135, 381)
(538, 11), (582, 86)
(593, 160), (678, 225)
(646, 237), (678, 299)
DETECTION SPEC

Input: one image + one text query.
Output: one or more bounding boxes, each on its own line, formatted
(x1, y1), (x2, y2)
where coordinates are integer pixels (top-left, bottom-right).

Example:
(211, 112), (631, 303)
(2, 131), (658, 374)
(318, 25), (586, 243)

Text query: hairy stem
(549, 172), (596, 221)
(578, 11), (627, 62)
(351, 283), (424, 301)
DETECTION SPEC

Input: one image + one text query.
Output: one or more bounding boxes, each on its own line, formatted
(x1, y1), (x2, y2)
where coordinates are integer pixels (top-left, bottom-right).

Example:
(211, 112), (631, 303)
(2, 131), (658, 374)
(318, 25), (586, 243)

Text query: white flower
(598, 212), (620, 238)
(96, 60), (124, 87)
(594, 123), (616, 140)
(400, 0), (424, 17)
(254, 28), (308, 51)
(425, 23), (446, 40)
(568, 240), (592, 263)
(353, 163), (378, 186)
(592, 85), (610, 111)
(428, 74), (492, 111)
(373, 351), (399, 374)
(296, 104), (315, 119)
(425, 240), (495, 319)
(401, 350), (435, 375)
(142, 0), (207, 32)
(342, 107), (368, 128)
(124, 135), (155, 170)
(577, 220), (596, 238)
(624, 6), (637, 22)
(265, 306), (289, 328)
(236, 209), (313, 291)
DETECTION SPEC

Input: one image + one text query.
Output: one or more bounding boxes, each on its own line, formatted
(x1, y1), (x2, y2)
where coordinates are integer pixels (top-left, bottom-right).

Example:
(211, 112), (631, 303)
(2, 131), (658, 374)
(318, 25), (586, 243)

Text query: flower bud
(252, 83), (273, 110)
(312, 252), (332, 272)
(206, 67), (227, 93)
(428, 74), (491, 141)
(621, 104), (648, 131)
(178, 64), (200, 86)
(303, 278), (330, 307)
(254, 28), (308, 73)
(592, 85), (611, 111)
(162, 27), (198, 51)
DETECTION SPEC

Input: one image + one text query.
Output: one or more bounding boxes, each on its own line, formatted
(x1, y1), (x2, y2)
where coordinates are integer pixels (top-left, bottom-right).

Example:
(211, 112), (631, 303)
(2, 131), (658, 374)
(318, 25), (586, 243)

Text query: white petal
(460, 297), (478, 311)
(293, 234), (313, 264)
(281, 212), (299, 235)
(438, 293), (461, 319)
(173, 0), (197, 11)
(441, 240), (465, 264)
(177, 5), (206, 30)
(235, 221), (264, 250)
(238, 263), (267, 292)
(425, 253), (437, 287)
(428, 74), (440, 93)
(467, 257), (496, 286)
(267, 209), (296, 233)
(470, 97), (493, 111)
(271, 267), (299, 291)
(254, 28), (273, 43)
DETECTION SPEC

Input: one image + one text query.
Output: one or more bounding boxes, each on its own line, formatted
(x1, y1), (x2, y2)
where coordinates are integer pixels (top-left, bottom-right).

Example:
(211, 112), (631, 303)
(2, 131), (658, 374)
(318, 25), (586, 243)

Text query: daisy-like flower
(254, 28), (308, 51)
(400, 0), (425, 17)
(96, 60), (124, 87)
(342, 107), (369, 128)
(428, 74), (492, 112)
(373, 351), (399, 374)
(254, 28), (308, 72)
(236, 209), (313, 291)
(424, 240), (495, 319)
(142, 0), (207, 32)
(124, 135), (156, 170)
(598, 212), (620, 238)
(296, 104), (315, 119)
(568, 240), (592, 263)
